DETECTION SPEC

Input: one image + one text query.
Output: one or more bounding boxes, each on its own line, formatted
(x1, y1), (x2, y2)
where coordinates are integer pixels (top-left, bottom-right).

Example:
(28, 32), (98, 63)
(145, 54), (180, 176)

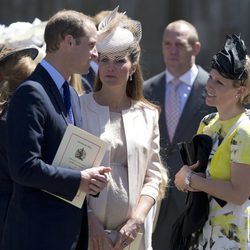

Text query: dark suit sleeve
(143, 79), (154, 101)
(0, 120), (9, 179)
(143, 72), (165, 105)
(7, 82), (81, 200)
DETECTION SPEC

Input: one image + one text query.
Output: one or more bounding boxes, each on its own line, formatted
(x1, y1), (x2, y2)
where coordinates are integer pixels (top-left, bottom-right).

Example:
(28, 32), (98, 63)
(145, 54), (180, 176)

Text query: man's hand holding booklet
(44, 124), (111, 208)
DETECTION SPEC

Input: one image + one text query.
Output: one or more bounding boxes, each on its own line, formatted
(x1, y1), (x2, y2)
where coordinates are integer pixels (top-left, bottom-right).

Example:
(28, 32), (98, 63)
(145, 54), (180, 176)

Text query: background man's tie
(166, 78), (181, 141)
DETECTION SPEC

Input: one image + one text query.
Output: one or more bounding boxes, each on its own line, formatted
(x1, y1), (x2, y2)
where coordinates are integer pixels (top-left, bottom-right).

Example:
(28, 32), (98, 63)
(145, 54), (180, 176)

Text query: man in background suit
(2, 10), (111, 250)
(81, 61), (97, 93)
(144, 20), (215, 250)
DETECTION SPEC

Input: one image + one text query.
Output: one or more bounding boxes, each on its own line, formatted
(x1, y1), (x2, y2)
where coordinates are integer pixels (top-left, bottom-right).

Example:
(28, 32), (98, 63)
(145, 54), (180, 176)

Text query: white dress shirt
(165, 64), (199, 115)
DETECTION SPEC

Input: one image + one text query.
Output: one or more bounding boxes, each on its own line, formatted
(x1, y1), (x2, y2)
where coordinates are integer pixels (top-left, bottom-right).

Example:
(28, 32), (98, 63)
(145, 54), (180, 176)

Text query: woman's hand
(174, 161), (203, 192)
(88, 210), (113, 250)
(113, 217), (142, 250)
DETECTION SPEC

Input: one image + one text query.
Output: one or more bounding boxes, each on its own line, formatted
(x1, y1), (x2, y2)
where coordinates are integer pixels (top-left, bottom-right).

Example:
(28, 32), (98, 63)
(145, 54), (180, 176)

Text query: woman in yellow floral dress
(175, 34), (250, 250)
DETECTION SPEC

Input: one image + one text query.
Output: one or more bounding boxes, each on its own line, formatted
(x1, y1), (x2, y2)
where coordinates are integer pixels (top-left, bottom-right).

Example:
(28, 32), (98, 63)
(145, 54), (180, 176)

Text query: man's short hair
(44, 10), (93, 52)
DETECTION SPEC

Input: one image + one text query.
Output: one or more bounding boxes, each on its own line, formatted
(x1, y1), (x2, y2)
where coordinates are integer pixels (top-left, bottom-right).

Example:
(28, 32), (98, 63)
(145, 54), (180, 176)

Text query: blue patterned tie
(62, 81), (74, 124)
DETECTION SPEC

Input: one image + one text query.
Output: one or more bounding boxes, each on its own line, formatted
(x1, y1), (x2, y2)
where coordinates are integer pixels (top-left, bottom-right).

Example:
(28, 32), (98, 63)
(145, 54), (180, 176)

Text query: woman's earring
(129, 74), (133, 81)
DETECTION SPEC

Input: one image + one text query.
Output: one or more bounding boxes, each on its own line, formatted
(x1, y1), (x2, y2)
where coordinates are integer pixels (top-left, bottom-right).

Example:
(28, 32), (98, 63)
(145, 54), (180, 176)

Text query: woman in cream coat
(80, 8), (165, 250)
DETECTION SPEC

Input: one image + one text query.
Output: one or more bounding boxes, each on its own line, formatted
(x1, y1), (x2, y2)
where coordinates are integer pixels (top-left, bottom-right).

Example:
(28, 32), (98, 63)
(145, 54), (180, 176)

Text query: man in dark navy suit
(2, 10), (111, 250)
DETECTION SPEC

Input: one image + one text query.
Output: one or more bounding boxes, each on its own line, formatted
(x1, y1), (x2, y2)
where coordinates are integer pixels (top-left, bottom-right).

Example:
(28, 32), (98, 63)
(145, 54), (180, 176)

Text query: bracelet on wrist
(184, 171), (195, 188)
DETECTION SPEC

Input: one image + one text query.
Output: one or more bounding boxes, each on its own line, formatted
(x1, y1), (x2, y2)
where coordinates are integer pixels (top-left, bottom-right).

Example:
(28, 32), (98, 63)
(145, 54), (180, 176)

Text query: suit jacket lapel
(83, 95), (110, 222)
(35, 64), (66, 114)
(122, 104), (140, 209)
(155, 74), (171, 146)
(34, 64), (82, 126)
(173, 68), (207, 143)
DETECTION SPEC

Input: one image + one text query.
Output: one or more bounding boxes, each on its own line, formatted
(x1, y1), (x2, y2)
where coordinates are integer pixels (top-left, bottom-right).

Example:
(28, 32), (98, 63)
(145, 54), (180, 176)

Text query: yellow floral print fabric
(193, 111), (250, 250)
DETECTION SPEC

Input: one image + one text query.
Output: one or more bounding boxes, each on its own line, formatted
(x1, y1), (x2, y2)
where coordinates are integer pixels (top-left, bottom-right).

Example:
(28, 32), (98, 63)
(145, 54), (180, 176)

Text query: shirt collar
(165, 64), (198, 86)
(40, 59), (65, 90)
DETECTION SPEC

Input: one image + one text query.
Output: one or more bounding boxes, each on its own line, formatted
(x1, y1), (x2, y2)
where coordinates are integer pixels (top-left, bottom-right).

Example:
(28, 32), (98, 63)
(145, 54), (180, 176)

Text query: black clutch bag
(177, 134), (212, 171)
(170, 134), (213, 250)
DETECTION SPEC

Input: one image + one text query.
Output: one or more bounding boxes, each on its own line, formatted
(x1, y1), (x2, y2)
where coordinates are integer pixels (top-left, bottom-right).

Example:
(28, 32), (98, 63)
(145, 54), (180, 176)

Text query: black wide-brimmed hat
(0, 46), (39, 65)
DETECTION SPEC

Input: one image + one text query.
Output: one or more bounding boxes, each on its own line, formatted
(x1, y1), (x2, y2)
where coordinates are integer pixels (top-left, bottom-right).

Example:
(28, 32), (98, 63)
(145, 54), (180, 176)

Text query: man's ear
(64, 35), (74, 47)
(193, 41), (201, 56)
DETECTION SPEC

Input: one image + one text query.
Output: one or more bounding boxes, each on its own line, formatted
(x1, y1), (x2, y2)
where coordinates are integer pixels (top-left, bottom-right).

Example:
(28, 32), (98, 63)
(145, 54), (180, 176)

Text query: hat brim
(0, 47), (39, 65)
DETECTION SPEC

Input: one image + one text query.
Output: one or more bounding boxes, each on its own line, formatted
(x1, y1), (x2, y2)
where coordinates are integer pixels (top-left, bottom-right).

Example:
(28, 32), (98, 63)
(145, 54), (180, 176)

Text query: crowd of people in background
(1, 5), (250, 250)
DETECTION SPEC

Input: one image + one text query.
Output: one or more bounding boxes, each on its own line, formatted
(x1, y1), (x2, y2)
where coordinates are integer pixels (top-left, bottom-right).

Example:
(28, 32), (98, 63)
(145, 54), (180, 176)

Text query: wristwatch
(185, 171), (194, 187)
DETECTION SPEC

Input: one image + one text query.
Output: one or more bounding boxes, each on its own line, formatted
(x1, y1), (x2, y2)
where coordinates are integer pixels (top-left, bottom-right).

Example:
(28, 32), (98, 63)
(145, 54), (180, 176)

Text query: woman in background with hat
(0, 46), (38, 242)
(80, 7), (167, 250)
(175, 34), (250, 249)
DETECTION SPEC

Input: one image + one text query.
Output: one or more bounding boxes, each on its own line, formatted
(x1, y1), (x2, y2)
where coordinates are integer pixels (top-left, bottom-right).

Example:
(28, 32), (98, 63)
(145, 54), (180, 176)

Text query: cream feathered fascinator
(96, 6), (142, 58)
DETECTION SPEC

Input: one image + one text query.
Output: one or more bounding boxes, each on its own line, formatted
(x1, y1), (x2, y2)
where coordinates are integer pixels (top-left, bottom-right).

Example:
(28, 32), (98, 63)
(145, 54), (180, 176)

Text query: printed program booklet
(44, 124), (108, 208)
